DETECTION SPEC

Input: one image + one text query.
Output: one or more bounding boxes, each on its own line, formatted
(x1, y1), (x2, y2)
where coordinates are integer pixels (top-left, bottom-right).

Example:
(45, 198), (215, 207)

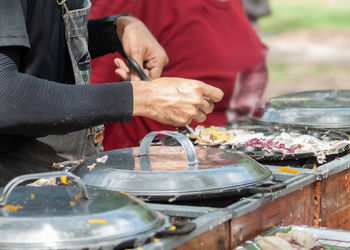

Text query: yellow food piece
(70, 201), (76, 207)
(87, 163), (96, 171)
(277, 166), (298, 174)
(4, 204), (23, 212)
(168, 225), (177, 231)
(74, 194), (81, 201)
(30, 193), (35, 200)
(60, 176), (71, 185)
(152, 238), (160, 242)
(88, 219), (107, 224)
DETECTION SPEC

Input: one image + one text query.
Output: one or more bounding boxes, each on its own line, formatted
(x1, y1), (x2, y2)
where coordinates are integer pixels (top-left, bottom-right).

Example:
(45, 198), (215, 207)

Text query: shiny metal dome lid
(252, 89), (350, 128)
(0, 172), (165, 249)
(72, 131), (272, 198)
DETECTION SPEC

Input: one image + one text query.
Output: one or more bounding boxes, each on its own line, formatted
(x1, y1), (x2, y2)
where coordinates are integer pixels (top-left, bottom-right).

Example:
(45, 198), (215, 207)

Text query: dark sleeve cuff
(88, 14), (130, 59)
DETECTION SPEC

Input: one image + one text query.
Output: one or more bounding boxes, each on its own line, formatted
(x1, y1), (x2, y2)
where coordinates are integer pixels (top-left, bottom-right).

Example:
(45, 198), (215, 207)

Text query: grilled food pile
(189, 126), (350, 163)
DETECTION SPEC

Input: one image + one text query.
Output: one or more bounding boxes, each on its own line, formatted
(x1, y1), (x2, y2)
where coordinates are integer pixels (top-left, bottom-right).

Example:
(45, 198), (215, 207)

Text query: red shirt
(90, 0), (267, 150)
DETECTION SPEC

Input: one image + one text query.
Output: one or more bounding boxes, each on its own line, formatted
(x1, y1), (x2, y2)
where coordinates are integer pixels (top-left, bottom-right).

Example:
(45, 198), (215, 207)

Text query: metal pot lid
(252, 89), (350, 128)
(0, 172), (165, 249)
(71, 131), (272, 198)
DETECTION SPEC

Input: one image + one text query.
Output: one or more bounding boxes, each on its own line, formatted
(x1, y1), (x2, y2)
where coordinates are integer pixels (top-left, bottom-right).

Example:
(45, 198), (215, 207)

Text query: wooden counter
(319, 167), (350, 229)
(230, 182), (316, 248)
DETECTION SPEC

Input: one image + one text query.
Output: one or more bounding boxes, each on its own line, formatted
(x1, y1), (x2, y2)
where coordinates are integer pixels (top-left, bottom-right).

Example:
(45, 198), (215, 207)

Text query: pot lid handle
(138, 131), (200, 168)
(0, 172), (89, 206)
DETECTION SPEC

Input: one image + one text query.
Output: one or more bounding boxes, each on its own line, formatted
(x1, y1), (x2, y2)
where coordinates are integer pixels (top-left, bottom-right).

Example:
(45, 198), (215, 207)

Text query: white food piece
(276, 230), (320, 249)
(256, 236), (295, 250)
(190, 126), (350, 163)
(96, 155), (108, 163)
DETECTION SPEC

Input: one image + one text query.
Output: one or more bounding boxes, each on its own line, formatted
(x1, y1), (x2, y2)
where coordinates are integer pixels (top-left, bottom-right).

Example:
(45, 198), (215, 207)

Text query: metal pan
(71, 131), (285, 202)
(0, 172), (195, 249)
(186, 125), (350, 164)
(252, 89), (350, 129)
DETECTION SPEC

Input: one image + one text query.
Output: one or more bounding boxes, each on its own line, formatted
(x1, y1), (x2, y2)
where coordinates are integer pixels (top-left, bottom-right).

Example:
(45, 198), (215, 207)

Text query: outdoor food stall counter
(139, 154), (350, 249)
(1, 89), (350, 249)
(136, 90), (350, 249)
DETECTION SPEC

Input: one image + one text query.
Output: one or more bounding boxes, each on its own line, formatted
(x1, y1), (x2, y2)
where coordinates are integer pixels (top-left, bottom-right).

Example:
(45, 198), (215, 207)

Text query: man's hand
(115, 16), (168, 81)
(131, 78), (224, 126)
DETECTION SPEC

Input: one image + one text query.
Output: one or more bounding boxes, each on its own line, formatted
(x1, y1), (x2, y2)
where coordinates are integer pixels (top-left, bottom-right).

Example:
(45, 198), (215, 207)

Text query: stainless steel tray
(236, 225), (350, 249)
(252, 89), (350, 129)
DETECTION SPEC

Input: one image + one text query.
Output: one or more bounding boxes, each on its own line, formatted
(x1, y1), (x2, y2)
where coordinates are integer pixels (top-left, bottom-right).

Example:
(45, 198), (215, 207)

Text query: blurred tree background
(258, 0), (350, 99)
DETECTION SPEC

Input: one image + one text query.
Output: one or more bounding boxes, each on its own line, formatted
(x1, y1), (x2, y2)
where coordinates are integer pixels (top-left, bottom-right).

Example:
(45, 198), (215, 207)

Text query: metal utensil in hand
(126, 57), (150, 81)
(127, 57), (194, 135)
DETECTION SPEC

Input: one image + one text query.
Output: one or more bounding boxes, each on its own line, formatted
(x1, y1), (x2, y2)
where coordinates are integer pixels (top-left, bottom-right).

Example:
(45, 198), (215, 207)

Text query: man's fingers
(148, 65), (162, 79)
(199, 99), (214, 114)
(193, 110), (207, 123)
(145, 59), (166, 79)
(114, 58), (129, 72)
(115, 69), (129, 81)
(201, 83), (224, 103)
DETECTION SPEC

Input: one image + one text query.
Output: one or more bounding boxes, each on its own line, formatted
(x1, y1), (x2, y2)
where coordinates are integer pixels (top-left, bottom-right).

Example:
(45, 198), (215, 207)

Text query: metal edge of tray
(145, 203), (220, 218)
(226, 172), (317, 219)
(135, 209), (233, 250)
(253, 119), (350, 129)
(315, 154), (350, 180)
(236, 225), (350, 249)
(117, 173), (273, 202)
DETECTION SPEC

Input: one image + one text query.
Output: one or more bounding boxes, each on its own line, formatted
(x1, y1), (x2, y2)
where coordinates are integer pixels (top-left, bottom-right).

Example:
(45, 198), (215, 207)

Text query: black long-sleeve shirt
(0, 1), (133, 152)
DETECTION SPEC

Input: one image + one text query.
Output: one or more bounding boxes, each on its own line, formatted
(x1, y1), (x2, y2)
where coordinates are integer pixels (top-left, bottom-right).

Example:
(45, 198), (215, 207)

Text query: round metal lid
(252, 89), (350, 128)
(72, 131), (272, 199)
(0, 172), (165, 249)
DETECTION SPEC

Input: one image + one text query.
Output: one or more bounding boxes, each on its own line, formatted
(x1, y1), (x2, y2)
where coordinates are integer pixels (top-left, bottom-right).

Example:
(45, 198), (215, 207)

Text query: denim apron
(0, 0), (103, 185)
(8, 0), (103, 168)
(38, 0), (104, 163)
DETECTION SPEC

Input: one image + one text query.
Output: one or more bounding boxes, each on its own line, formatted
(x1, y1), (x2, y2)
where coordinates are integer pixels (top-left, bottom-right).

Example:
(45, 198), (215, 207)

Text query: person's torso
(19, 0), (83, 83)
(5, 0), (103, 163)
(90, 0), (266, 149)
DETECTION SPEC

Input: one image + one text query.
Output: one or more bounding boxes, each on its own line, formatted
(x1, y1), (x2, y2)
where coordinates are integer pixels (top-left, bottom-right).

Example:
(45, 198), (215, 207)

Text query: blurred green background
(260, 0), (350, 34)
(258, 0), (350, 99)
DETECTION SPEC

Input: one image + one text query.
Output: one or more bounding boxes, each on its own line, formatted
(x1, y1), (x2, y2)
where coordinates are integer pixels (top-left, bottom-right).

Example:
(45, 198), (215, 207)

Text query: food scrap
(256, 229), (323, 250)
(152, 238), (160, 243)
(60, 176), (71, 185)
(69, 201), (76, 207)
(96, 155), (108, 163)
(30, 193), (35, 200)
(168, 225), (177, 231)
(27, 178), (56, 186)
(277, 166), (298, 174)
(87, 163), (96, 171)
(88, 219), (108, 224)
(74, 193), (81, 201)
(4, 204), (24, 212)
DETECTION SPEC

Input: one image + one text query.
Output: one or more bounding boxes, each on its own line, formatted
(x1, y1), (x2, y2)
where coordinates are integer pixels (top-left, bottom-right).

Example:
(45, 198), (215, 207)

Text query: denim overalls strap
(55, 0), (104, 161)
(10, 0), (104, 167)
